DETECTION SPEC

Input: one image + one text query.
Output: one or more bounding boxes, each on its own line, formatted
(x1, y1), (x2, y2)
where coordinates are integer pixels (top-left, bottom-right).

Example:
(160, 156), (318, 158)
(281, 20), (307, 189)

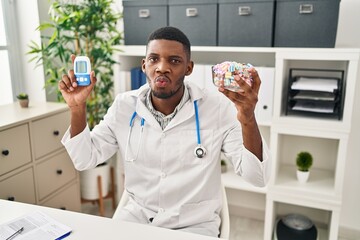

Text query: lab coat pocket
(179, 199), (218, 226)
(179, 130), (213, 165)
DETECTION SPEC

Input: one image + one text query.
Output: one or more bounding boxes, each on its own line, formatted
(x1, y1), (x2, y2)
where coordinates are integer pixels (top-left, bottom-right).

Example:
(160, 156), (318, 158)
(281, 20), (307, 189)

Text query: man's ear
(185, 60), (194, 76)
(141, 58), (146, 72)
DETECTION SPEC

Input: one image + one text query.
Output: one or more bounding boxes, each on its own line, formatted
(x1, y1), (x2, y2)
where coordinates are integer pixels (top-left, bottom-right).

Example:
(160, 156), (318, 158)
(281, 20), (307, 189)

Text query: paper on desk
(291, 77), (338, 92)
(0, 211), (71, 240)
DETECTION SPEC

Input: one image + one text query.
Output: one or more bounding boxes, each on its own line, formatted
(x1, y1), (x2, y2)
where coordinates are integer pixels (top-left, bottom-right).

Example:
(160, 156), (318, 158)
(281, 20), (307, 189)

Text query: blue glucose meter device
(74, 56), (91, 86)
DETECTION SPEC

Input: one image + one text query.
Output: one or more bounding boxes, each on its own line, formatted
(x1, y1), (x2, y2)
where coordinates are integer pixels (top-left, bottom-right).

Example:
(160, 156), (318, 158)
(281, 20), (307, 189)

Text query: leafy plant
(16, 93), (29, 100)
(28, 0), (122, 129)
(296, 151), (313, 172)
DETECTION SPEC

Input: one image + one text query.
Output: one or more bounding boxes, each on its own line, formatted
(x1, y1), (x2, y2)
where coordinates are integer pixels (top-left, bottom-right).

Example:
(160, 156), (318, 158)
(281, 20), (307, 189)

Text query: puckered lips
(155, 75), (170, 88)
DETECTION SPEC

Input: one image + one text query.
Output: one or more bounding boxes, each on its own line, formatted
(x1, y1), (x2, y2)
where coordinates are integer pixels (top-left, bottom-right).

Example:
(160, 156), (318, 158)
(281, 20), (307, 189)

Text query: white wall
(20, 0), (360, 235)
(16, 0), (46, 102)
(334, 0), (360, 235)
(335, 0), (360, 48)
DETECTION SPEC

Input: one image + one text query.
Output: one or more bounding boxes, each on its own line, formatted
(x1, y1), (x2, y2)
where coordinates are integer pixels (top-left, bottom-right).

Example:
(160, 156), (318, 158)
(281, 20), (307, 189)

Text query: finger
(68, 69), (78, 88)
(60, 74), (73, 92)
(249, 68), (261, 94)
(233, 74), (249, 92)
(90, 71), (97, 85)
(219, 87), (244, 104)
(58, 79), (68, 92)
(71, 54), (76, 64)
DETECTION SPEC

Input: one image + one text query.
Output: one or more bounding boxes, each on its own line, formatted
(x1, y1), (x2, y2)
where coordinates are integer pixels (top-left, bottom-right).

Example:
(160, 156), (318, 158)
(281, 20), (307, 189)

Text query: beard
(148, 75), (185, 99)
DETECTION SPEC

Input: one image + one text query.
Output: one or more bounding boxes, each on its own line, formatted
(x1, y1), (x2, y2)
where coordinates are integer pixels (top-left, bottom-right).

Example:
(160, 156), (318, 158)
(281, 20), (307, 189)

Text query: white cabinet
(0, 102), (81, 212)
(114, 46), (360, 240)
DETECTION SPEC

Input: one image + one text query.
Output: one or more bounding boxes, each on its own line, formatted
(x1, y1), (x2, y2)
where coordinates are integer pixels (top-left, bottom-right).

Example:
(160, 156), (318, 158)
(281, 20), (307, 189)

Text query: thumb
(71, 54), (76, 64)
(90, 71), (97, 86)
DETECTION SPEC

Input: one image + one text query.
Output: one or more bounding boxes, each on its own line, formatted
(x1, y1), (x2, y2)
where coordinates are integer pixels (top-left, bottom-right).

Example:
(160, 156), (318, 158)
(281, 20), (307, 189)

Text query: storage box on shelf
(0, 102), (81, 212)
(218, 0), (275, 47)
(168, 0), (218, 46)
(114, 46), (360, 240)
(122, 0), (340, 48)
(274, 0), (341, 48)
(123, 0), (168, 45)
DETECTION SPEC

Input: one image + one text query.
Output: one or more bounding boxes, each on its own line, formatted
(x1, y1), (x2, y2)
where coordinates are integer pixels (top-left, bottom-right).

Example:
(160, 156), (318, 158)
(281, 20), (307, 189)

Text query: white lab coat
(61, 81), (271, 237)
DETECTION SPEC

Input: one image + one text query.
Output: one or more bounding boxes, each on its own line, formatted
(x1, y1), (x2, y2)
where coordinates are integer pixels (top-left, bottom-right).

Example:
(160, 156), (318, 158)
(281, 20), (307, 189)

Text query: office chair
(113, 182), (230, 239)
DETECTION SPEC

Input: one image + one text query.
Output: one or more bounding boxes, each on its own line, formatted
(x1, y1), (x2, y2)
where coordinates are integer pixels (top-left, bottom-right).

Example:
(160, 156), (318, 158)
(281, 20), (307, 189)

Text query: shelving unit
(114, 46), (360, 240)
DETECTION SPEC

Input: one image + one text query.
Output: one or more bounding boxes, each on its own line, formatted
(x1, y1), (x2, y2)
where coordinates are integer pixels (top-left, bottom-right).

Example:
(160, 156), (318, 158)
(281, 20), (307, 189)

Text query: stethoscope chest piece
(194, 145), (207, 158)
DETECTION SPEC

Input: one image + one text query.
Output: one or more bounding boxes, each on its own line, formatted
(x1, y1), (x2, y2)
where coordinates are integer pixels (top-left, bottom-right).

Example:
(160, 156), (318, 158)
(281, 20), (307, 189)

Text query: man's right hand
(58, 54), (97, 137)
(58, 54), (97, 109)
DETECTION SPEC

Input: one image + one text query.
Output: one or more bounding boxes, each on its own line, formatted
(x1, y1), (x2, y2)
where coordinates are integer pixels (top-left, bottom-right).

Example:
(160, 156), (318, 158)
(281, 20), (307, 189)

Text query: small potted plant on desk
(16, 93), (29, 108)
(296, 151), (313, 183)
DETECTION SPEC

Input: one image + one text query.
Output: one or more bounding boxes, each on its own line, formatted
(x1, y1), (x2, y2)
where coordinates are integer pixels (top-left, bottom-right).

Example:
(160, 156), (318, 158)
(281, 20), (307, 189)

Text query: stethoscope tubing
(125, 112), (145, 162)
(125, 100), (206, 162)
(194, 100), (201, 145)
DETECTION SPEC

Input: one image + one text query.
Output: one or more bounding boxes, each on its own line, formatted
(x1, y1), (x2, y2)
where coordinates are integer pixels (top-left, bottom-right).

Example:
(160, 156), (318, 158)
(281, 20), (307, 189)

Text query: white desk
(0, 200), (221, 240)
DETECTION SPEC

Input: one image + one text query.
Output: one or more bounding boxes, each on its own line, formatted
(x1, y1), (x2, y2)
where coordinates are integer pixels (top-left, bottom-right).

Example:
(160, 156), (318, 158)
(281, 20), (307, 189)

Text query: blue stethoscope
(125, 100), (206, 162)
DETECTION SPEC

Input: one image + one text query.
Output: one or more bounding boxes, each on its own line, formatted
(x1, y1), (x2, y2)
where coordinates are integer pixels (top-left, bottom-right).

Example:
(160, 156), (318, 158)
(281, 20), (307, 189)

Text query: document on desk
(0, 211), (71, 240)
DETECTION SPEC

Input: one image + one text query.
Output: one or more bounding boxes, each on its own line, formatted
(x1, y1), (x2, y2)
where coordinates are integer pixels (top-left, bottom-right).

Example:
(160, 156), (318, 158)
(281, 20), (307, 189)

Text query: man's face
(142, 39), (193, 99)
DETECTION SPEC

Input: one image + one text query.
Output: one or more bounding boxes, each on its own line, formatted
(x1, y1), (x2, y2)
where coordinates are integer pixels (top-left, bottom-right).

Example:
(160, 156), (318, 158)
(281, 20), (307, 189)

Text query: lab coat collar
(129, 82), (205, 131)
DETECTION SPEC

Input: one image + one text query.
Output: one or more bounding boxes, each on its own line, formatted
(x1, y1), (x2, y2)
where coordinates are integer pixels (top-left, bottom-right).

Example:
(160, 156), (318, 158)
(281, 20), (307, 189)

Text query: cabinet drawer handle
(239, 6), (251, 16)
(186, 8), (198, 17)
(2, 150), (10, 156)
(56, 169), (63, 175)
(53, 130), (60, 136)
(299, 4), (313, 14)
(7, 196), (15, 201)
(138, 9), (150, 18)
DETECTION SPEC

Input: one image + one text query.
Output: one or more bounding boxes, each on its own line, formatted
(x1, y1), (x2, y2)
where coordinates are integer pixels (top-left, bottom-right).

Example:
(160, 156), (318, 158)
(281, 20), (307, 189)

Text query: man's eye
(171, 59), (181, 64)
(148, 57), (157, 62)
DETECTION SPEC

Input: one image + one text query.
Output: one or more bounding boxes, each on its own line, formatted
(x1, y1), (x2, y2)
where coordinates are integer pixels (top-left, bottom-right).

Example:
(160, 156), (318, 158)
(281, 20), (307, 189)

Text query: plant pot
(18, 99), (29, 108)
(80, 163), (110, 200)
(297, 170), (310, 183)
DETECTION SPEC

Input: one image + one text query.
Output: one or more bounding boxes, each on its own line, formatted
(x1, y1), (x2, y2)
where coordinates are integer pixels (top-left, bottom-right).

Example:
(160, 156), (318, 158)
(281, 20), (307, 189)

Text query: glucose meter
(74, 56), (91, 86)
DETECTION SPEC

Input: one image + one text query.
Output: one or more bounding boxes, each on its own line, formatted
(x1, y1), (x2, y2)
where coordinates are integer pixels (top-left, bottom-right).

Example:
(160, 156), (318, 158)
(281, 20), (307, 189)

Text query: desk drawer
(37, 151), (77, 200)
(32, 111), (70, 160)
(0, 124), (32, 175)
(0, 168), (36, 203)
(41, 182), (81, 212)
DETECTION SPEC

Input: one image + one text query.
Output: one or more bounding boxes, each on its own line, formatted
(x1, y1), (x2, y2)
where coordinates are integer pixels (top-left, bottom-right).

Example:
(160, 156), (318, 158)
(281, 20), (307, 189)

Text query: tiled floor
(81, 199), (354, 240)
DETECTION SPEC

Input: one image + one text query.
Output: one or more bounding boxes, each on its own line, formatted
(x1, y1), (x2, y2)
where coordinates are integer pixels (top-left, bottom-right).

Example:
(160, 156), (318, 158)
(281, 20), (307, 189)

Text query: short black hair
(147, 26), (191, 59)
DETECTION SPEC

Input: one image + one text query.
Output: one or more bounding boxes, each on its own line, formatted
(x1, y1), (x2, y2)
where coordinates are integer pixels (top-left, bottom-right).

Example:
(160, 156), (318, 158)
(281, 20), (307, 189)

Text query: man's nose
(156, 60), (170, 73)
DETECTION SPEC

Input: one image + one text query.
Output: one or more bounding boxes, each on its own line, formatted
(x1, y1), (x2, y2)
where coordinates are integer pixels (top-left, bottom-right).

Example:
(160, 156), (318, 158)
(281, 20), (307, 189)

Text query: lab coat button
(161, 172), (167, 178)
(161, 133), (166, 137)
(158, 208), (164, 213)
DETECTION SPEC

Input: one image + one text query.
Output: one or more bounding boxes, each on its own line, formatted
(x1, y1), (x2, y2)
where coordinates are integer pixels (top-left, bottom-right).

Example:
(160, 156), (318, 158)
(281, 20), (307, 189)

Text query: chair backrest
(219, 182), (230, 239)
(112, 189), (128, 219)
(113, 183), (230, 239)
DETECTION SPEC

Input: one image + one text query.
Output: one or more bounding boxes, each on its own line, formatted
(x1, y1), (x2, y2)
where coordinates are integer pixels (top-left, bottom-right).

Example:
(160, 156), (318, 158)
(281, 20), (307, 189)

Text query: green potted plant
(27, 0), (122, 202)
(16, 93), (29, 108)
(296, 151), (313, 183)
(27, 0), (122, 129)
